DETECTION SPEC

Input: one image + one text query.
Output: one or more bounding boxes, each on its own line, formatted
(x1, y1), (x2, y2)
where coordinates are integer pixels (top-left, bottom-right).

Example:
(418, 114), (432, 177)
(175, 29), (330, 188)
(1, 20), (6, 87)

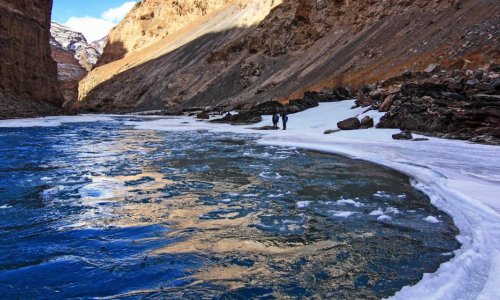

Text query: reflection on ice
(0, 119), (460, 299)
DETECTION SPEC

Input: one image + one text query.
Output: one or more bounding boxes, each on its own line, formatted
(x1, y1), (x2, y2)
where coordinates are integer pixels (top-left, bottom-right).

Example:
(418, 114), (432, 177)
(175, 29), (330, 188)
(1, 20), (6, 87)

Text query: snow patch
(296, 201), (311, 209)
(337, 198), (364, 207)
(424, 216), (441, 223)
(331, 211), (358, 218)
(369, 208), (384, 216)
(377, 215), (392, 221)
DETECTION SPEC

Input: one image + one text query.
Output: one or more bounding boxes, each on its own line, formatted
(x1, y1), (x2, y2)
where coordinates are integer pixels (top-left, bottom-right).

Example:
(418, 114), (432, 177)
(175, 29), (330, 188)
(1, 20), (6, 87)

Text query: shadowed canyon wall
(0, 0), (62, 119)
(76, 0), (499, 113)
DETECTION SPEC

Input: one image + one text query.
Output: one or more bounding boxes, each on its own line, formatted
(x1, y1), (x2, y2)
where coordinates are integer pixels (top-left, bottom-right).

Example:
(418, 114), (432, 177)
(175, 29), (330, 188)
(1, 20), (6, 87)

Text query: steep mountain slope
(76, 0), (280, 112)
(96, 0), (250, 66)
(50, 37), (87, 105)
(76, 0), (499, 114)
(0, 0), (62, 119)
(50, 22), (103, 71)
(91, 37), (108, 55)
(49, 22), (104, 104)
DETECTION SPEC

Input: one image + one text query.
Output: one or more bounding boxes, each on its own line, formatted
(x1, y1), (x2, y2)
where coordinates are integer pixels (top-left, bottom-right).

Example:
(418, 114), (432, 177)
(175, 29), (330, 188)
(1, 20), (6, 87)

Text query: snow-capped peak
(50, 22), (105, 71)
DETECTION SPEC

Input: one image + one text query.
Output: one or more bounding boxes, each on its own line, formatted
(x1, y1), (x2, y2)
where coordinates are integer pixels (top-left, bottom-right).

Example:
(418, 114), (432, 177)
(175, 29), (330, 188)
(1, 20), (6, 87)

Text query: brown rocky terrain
(0, 0), (63, 119)
(75, 0), (499, 118)
(96, 0), (249, 67)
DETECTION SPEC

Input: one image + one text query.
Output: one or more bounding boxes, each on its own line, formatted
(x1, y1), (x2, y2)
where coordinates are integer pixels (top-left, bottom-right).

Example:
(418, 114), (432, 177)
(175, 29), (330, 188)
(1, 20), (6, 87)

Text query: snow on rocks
(424, 216), (441, 223)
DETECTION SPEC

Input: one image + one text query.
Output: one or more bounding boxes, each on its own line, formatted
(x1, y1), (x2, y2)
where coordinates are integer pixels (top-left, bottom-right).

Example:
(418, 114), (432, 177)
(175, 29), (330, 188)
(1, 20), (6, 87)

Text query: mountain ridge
(74, 0), (499, 115)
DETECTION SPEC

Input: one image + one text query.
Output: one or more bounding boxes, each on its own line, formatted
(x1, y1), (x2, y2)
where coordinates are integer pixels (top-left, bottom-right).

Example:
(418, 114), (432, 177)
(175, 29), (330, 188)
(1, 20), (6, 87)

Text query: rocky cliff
(49, 22), (104, 104)
(75, 0), (499, 117)
(50, 37), (87, 106)
(50, 22), (103, 71)
(0, 0), (63, 119)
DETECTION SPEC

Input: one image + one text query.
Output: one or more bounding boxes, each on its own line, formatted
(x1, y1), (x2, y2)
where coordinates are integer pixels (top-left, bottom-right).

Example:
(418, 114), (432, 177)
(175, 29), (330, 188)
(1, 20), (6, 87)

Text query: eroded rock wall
(0, 0), (62, 119)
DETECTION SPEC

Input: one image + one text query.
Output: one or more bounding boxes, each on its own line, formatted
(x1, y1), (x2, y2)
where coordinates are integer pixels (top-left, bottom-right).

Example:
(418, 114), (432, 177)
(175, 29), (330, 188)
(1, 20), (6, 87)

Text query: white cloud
(102, 1), (137, 23)
(64, 1), (137, 42)
(65, 17), (116, 42)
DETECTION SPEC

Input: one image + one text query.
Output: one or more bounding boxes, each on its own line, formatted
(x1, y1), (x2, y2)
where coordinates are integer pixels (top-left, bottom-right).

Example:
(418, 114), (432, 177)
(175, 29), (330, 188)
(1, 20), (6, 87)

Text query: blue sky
(52, 0), (138, 42)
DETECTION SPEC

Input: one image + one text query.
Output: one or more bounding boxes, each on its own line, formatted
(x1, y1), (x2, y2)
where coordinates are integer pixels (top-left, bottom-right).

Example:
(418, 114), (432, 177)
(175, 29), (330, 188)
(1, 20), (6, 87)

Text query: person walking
(272, 113), (280, 130)
(282, 113), (288, 130)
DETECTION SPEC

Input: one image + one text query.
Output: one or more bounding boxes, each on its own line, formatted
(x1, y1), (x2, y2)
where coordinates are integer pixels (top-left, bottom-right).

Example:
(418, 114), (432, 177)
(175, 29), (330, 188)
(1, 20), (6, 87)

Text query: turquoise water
(0, 118), (459, 299)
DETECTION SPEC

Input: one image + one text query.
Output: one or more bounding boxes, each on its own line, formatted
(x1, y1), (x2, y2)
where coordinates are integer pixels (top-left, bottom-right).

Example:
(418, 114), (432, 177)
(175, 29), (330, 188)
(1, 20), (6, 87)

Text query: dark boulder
(392, 131), (413, 140)
(360, 116), (374, 128)
(401, 82), (447, 98)
(324, 129), (341, 134)
(379, 94), (396, 112)
(211, 113), (262, 125)
(197, 112), (210, 119)
(337, 117), (361, 130)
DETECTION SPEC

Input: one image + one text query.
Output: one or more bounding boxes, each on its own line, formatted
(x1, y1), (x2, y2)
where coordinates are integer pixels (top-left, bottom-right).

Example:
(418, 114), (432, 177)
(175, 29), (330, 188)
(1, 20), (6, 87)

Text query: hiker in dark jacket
(272, 113), (280, 130)
(282, 113), (288, 130)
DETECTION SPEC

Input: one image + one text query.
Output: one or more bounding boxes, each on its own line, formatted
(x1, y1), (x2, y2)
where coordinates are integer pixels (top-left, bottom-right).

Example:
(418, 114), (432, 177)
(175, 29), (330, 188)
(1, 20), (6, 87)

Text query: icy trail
(1, 100), (499, 299)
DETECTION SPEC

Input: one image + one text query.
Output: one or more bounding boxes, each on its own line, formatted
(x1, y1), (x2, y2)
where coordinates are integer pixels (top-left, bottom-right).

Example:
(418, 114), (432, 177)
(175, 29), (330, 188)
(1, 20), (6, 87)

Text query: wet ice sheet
(0, 121), (459, 299)
(123, 101), (500, 300)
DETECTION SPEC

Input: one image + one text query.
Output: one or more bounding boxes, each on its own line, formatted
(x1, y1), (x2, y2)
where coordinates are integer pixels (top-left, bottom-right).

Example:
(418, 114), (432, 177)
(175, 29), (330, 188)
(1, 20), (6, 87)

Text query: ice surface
(5, 100), (500, 299)
(377, 215), (392, 221)
(0, 115), (115, 127)
(331, 211), (358, 218)
(337, 198), (364, 207)
(369, 208), (385, 216)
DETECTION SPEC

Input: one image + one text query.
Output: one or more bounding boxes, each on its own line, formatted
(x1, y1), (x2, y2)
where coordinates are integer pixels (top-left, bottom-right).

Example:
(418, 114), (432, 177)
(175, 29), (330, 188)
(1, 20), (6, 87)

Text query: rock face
(90, 37), (107, 56)
(76, 0), (499, 118)
(50, 37), (87, 106)
(354, 65), (500, 143)
(0, 0), (63, 119)
(49, 22), (104, 104)
(50, 22), (103, 71)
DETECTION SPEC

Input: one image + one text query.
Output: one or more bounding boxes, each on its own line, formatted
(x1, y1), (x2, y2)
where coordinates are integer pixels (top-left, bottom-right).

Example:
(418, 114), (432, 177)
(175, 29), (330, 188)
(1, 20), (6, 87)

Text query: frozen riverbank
(1, 100), (499, 299)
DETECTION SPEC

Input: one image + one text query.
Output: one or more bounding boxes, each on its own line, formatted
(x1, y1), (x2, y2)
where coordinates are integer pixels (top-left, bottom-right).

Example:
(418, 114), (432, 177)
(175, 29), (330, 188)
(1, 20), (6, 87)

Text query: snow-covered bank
(1, 101), (499, 299)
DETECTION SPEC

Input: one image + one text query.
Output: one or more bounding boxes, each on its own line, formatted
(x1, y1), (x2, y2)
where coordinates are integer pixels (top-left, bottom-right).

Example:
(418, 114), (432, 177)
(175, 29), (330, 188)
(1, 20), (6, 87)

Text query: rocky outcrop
(90, 36), (107, 55)
(50, 22), (103, 71)
(354, 64), (500, 144)
(50, 37), (87, 106)
(0, 0), (63, 119)
(49, 22), (105, 104)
